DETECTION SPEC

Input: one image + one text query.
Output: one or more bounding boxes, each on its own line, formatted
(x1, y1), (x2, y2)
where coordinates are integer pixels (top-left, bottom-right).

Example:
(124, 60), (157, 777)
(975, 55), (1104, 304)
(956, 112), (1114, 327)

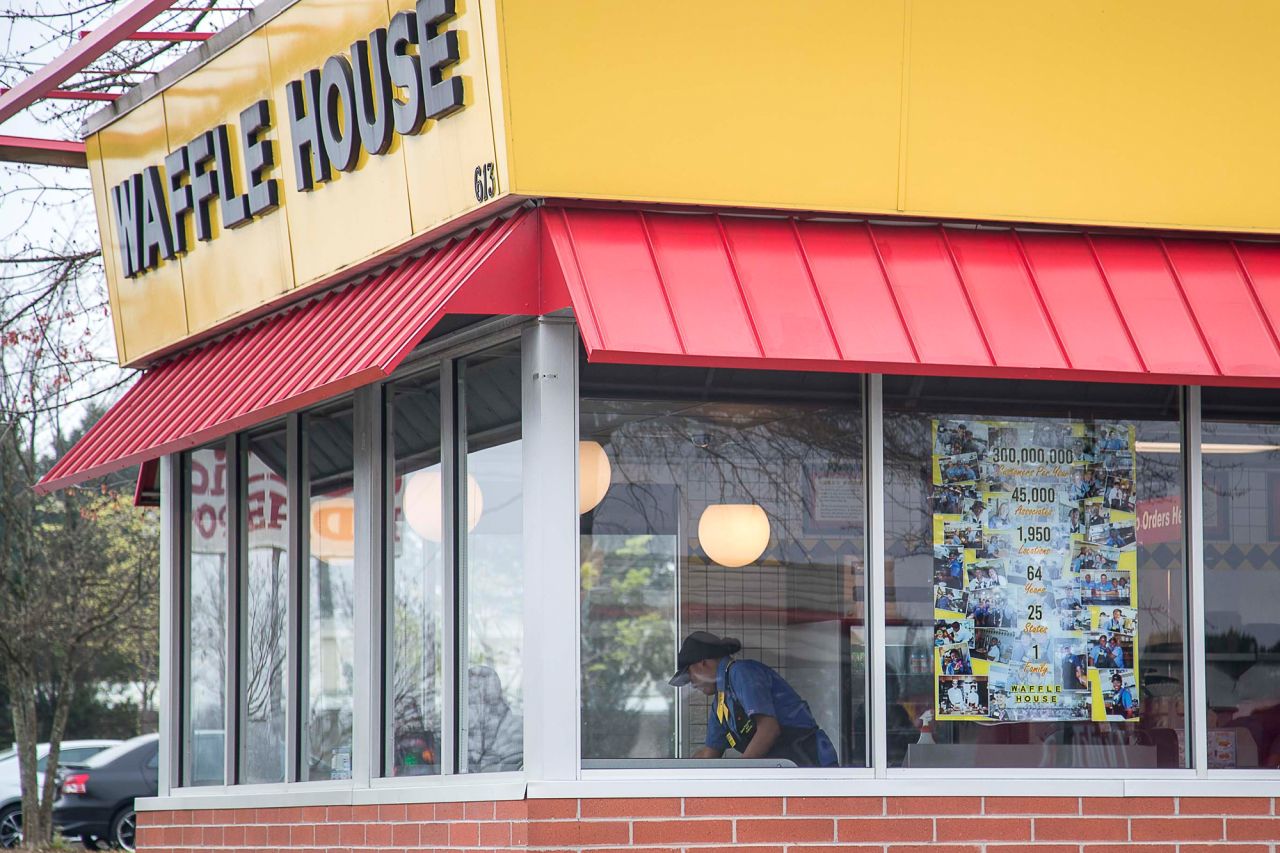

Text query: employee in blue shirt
(669, 631), (839, 767)
(1107, 636), (1126, 668)
(1108, 672), (1137, 718)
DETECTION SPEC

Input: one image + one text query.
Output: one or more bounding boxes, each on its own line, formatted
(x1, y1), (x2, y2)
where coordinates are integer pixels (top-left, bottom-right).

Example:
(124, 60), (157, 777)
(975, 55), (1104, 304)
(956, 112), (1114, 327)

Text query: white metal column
(866, 374), (888, 777)
(352, 385), (382, 784)
(520, 317), (580, 781)
(158, 454), (182, 796)
(1186, 385), (1208, 776)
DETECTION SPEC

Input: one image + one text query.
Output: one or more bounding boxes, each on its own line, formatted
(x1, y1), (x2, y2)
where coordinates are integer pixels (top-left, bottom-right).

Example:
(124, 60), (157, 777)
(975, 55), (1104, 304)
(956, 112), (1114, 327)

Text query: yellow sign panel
(91, 0), (1280, 366)
(497, 0), (1280, 231)
(88, 0), (505, 366)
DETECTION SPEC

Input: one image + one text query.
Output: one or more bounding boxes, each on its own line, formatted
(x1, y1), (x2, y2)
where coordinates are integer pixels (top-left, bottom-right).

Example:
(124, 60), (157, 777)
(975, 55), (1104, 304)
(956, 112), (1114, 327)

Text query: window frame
(156, 313), (1278, 806)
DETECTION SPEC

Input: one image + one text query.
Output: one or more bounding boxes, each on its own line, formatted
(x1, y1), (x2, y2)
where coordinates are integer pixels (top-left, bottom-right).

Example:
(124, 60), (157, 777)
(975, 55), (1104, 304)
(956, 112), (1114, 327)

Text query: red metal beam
(0, 0), (175, 126)
(80, 30), (213, 42)
(0, 88), (119, 102)
(0, 135), (87, 168)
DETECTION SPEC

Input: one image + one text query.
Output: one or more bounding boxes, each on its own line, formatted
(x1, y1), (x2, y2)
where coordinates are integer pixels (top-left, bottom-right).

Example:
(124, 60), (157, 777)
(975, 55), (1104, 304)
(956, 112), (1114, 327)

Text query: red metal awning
(541, 207), (1280, 385)
(42, 204), (1280, 493)
(37, 210), (538, 493)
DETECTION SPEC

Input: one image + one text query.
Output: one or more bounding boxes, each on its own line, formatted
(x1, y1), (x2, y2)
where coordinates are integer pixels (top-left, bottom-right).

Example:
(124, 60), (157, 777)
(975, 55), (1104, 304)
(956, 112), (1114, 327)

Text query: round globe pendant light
(698, 503), (770, 568)
(403, 468), (484, 542)
(578, 440), (612, 514)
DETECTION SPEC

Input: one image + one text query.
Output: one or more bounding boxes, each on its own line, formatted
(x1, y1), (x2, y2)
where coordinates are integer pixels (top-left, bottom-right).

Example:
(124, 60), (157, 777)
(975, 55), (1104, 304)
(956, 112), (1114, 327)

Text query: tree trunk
(6, 664), (47, 850)
(37, 671), (77, 847)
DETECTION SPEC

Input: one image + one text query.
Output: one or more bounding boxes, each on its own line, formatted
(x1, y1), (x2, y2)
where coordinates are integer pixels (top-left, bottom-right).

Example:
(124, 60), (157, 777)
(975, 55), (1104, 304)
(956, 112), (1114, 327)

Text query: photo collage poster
(931, 419), (1141, 724)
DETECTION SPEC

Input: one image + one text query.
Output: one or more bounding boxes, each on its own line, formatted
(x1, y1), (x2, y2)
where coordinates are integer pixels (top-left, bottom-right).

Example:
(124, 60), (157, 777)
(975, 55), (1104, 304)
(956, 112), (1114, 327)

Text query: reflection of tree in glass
(580, 535), (676, 759)
(307, 556), (355, 777)
(245, 549), (286, 726)
(391, 584), (442, 771)
(243, 547), (287, 782)
(189, 555), (227, 731)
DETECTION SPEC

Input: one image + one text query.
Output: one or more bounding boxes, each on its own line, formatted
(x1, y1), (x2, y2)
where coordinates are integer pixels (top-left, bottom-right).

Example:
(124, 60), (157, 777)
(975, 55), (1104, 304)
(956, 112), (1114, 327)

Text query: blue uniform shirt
(704, 658), (839, 767)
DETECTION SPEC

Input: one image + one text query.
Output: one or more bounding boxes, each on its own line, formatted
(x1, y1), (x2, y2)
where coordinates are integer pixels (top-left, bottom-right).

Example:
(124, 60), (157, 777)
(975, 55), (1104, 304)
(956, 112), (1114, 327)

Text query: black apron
(715, 661), (825, 767)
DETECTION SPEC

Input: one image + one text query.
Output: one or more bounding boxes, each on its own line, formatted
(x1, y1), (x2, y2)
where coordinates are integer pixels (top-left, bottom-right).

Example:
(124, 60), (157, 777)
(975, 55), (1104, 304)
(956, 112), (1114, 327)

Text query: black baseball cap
(668, 631), (742, 686)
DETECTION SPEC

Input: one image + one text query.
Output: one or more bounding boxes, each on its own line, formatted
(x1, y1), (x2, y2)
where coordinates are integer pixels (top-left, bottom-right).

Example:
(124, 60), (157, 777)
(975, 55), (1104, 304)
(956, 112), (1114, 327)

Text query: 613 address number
(474, 162), (497, 203)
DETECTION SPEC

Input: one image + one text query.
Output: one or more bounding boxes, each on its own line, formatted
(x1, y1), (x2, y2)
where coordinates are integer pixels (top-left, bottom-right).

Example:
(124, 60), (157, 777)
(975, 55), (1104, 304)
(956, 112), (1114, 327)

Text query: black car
(53, 734), (158, 851)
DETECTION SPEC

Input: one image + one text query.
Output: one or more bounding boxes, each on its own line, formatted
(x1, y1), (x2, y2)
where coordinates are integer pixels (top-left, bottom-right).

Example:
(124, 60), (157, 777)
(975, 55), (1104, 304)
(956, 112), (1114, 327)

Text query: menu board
(931, 419), (1140, 724)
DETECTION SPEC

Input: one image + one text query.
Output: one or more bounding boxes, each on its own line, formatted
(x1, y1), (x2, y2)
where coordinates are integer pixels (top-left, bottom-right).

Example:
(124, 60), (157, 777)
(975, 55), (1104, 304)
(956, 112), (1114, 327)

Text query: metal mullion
(287, 414), (306, 783)
(1186, 385), (1208, 776)
(224, 435), (241, 786)
(381, 385), (397, 778)
(177, 454), (192, 789)
(866, 374), (888, 777)
(352, 385), (380, 786)
(235, 435), (249, 785)
(161, 454), (183, 795)
(440, 358), (459, 776)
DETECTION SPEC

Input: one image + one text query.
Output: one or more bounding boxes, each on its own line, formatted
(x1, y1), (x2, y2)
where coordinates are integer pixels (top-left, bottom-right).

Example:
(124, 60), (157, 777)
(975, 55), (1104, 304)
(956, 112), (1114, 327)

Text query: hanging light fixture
(310, 495), (355, 561)
(698, 502), (771, 568)
(403, 468), (484, 541)
(578, 440), (612, 514)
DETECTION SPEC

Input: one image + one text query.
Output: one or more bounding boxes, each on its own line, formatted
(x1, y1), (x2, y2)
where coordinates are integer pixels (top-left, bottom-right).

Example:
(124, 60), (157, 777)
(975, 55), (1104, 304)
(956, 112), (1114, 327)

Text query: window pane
(186, 446), (228, 786)
(883, 377), (1187, 769)
(387, 373), (445, 776)
(579, 363), (865, 768)
(459, 342), (524, 773)
(1202, 388), (1280, 769)
(243, 429), (288, 784)
(306, 405), (357, 781)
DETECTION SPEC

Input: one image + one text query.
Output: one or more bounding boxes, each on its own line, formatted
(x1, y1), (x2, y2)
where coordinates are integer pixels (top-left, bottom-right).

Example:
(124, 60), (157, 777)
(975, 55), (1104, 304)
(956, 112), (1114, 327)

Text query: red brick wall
(138, 795), (1280, 852)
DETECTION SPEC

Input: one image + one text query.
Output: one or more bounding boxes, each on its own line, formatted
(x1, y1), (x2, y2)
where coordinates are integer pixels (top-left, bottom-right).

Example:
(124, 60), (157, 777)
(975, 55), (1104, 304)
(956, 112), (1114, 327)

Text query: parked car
(0, 740), (120, 849)
(52, 734), (158, 852)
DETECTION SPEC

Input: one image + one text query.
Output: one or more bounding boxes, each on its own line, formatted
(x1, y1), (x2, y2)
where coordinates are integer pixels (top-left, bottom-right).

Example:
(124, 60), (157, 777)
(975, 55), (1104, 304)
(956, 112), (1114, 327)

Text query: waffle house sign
(110, 0), (466, 279)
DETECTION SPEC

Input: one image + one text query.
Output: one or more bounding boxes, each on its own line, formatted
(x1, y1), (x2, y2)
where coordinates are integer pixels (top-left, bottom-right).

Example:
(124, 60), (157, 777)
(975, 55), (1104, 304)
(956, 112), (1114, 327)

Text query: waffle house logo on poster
(930, 418), (1140, 724)
(109, 0), (465, 279)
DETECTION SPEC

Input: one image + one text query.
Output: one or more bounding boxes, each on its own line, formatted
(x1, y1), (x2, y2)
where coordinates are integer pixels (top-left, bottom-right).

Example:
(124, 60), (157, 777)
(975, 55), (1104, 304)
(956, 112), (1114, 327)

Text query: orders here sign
(929, 418), (1140, 725)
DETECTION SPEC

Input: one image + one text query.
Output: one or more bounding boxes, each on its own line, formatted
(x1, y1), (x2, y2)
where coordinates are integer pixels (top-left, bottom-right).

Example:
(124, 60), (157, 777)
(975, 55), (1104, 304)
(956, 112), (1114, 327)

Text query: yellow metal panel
(402, 0), (505, 234)
(904, 0), (1280, 232)
(163, 29), (295, 333)
(478, 0), (509, 207)
(497, 0), (907, 212)
(265, 0), (414, 288)
(86, 135), (127, 364)
(97, 96), (189, 364)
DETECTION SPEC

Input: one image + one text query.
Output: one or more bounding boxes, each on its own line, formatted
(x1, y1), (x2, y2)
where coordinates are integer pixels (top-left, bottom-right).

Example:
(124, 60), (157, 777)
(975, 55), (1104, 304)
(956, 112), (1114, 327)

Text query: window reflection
(459, 343), (524, 773)
(1202, 388), (1280, 769)
(882, 377), (1187, 769)
(305, 406), (357, 781)
(186, 446), (227, 785)
(579, 364), (866, 768)
(243, 428), (289, 783)
(387, 373), (445, 776)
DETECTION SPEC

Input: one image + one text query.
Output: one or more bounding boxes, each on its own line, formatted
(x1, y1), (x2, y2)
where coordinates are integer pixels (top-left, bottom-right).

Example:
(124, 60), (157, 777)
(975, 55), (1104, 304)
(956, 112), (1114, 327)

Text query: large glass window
(242, 428), (289, 783)
(458, 342), (524, 773)
(304, 404), (357, 781)
(579, 363), (866, 768)
(386, 372), (446, 776)
(883, 377), (1187, 768)
(184, 446), (228, 786)
(1202, 388), (1280, 769)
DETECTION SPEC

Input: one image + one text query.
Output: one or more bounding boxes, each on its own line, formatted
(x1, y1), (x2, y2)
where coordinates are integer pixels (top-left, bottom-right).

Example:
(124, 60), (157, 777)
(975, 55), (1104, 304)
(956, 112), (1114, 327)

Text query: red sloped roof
(43, 204), (1280, 493)
(37, 210), (538, 493)
(541, 206), (1280, 384)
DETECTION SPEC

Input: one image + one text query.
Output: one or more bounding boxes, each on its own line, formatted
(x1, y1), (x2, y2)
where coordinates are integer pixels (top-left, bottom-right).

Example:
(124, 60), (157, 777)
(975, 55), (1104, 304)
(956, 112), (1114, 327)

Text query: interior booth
(37, 0), (1280, 847)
